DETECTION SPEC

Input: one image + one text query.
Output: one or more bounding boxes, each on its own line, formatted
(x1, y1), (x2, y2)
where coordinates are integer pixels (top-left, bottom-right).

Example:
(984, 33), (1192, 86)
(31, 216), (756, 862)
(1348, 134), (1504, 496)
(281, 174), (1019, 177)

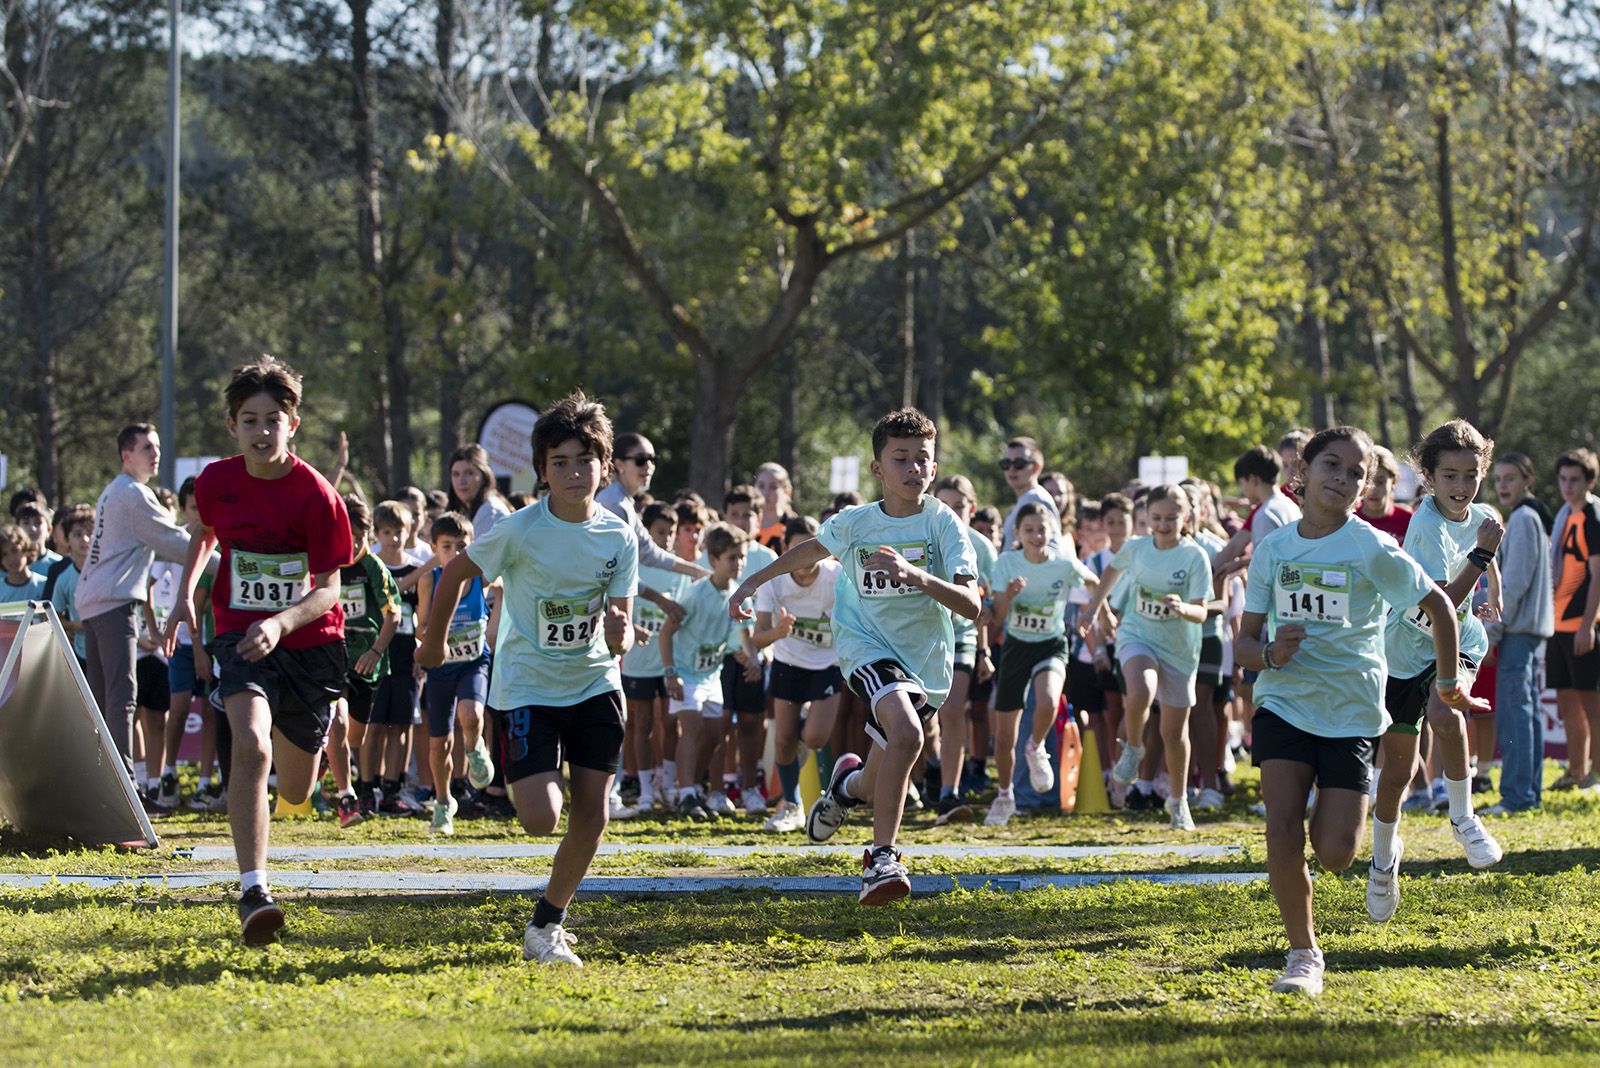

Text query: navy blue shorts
(424, 657), (490, 737)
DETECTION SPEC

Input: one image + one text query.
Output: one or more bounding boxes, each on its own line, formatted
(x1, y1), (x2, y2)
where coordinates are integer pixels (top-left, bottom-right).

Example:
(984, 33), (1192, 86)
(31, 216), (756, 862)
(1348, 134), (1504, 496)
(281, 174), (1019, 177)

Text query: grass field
(2, 767), (1598, 1066)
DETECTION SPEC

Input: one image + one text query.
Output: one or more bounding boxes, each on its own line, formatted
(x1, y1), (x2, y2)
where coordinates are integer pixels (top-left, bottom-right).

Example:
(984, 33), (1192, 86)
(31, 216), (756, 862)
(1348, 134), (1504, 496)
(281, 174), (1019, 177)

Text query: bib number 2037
(231, 552), (311, 613)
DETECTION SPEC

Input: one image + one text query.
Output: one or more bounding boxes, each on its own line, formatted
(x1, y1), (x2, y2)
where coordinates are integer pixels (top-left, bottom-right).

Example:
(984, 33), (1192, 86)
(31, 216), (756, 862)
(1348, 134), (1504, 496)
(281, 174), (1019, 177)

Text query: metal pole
(158, 0), (180, 489)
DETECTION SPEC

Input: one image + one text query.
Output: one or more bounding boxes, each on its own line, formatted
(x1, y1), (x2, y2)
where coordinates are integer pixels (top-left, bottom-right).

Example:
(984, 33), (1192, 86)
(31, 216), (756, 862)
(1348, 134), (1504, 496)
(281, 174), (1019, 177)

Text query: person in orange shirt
(1548, 448), (1600, 791)
(754, 462), (798, 554)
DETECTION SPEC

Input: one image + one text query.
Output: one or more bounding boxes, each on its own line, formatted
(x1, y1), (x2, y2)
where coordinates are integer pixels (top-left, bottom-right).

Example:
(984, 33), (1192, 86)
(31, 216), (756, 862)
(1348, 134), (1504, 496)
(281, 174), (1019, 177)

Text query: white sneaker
(763, 800), (805, 832)
(1111, 743), (1144, 786)
(859, 846), (911, 906)
(983, 793), (1017, 827)
(430, 793), (458, 836)
(741, 789), (768, 816)
(522, 921), (582, 966)
(1271, 947), (1325, 996)
(806, 753), (862, 843)
(1025, 738), (1055, 793)
(1165, 796), (1195, 831)
(609, 795), (640, 820)
(466, 737), (495, 790)
(636, 787), (658, 813)
(706, 789), (738, 817)
(1451, 814), (1504, 869)
(1192, 787), (1225, 812)
(1366, 835), (1403, 922)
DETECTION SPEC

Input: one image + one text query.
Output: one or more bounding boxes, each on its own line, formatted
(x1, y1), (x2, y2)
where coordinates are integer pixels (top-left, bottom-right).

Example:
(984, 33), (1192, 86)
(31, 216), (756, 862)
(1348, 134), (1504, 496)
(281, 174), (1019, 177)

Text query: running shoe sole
(241, 904), (285, 947)
(859, 877), (911, 907)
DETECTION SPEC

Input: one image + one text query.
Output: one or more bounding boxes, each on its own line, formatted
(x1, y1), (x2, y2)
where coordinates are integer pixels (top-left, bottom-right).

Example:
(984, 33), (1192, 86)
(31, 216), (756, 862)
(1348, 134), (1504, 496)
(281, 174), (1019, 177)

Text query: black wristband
(1466, 547), (1495, 571)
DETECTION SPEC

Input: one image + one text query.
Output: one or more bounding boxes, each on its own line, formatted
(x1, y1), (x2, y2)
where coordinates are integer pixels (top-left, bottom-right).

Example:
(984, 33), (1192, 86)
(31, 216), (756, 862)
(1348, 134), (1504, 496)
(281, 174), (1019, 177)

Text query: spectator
(1485, 452), (1553, 813)
(1547, 448), (1600, 791)
(1358, 445), (1414, 541)
(75, 423), (192, 769)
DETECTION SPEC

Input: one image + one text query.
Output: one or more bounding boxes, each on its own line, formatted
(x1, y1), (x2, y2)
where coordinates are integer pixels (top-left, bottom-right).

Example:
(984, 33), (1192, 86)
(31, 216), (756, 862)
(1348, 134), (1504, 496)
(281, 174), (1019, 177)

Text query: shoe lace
(1284, 948), (1321, 979)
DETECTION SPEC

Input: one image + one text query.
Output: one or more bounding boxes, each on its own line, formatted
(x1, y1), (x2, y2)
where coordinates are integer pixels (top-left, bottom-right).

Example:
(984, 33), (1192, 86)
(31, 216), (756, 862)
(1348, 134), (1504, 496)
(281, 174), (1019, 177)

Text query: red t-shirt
(196, 455), (352, 649)
(1359, 503), (1413, 542)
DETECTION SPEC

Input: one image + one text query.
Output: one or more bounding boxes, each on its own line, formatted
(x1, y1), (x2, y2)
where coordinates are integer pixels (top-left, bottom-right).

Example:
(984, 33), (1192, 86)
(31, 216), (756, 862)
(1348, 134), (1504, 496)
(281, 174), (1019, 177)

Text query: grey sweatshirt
(76, 474), (193, 619)
(597, 482), (689, 573)
(1491, 499), (1555, 642)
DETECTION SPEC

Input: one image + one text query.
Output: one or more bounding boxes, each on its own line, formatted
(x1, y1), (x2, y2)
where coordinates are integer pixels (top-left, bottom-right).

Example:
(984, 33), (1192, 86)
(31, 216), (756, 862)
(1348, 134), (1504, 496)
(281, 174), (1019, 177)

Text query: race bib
(396, 603), (416, 636)
(1274, 563), (1351, 623)
(858, 542), (929, 599)
(445, 618), (487, 663)
(692, 643), (724, 673)
(791, 615), (834, 648)
(230, 551), (311, 613)
(1011, 603), (1056, 636)
(635, 602), (667, 638)
(1135, 587), (1176, 621)
(339, 584), (367, 622)
(538, 594), (604, 651)
(150, 570), (177, 626)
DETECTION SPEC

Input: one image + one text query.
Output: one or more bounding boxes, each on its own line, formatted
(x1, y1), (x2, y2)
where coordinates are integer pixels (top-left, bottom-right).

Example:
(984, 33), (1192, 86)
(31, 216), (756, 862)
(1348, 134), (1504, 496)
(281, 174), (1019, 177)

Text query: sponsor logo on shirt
(1279, 564), (1303, 589)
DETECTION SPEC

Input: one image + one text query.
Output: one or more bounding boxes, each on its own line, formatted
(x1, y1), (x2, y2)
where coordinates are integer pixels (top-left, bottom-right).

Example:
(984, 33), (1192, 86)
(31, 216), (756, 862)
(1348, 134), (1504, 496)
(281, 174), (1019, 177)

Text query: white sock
(133, 761), (148, 785)
(339, 787), (355, 800)
(842, 769), (864, 802)
(1445, 774), (1473, 821)
(240, 869), (266, 893)
(677, 785), (697, 801)
(1135, 778), (1154, 793)
(662, 760), (676, 789)
(1372, 815), (1399, 870)
(997, 786), (1014, 800)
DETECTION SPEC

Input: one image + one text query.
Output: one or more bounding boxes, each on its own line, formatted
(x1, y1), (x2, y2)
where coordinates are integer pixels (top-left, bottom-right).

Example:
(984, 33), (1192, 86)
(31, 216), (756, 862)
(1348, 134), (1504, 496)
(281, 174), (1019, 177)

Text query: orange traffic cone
(1058, 711), (1083, 813)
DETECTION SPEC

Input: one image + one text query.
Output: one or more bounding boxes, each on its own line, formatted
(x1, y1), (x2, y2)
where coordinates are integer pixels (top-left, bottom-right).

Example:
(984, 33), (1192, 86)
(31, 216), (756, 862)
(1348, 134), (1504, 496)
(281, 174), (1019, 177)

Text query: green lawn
(2, 770), (1598, 1065)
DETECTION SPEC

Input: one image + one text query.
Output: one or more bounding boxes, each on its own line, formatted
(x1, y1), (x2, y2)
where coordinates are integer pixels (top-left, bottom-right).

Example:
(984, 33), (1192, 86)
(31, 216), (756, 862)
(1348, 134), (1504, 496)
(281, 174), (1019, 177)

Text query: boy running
(336, 494), (403, 826)
(731, 408), (979, 905)
(416, 392), (637, 966)
(165, 358), (353, 945)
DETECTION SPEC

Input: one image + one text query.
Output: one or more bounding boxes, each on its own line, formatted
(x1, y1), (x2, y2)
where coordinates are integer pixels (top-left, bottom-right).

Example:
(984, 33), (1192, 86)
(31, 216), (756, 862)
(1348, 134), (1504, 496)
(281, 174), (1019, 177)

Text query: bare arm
(730, 538), (831, 619)
(415, 554), (482, 668)
(162, 526), (219, 657)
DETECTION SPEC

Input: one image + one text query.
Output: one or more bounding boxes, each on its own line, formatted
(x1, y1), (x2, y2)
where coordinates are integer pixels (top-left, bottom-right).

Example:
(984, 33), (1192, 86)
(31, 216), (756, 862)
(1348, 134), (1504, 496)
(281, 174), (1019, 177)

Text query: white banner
(1138, 455), (1189, 486)
(829, 456), (860, 494)
(476, 401), (540, 481)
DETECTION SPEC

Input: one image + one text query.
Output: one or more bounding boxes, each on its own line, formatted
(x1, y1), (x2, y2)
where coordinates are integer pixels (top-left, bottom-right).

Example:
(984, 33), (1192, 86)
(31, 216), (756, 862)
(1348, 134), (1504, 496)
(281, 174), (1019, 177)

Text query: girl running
(1368, 420), (1504, 922)
(986, 502), (1099, 826)
(1238, 426), (1486, 996)
(752, 515), (844, 831)
(1077, 485), (1212, 829)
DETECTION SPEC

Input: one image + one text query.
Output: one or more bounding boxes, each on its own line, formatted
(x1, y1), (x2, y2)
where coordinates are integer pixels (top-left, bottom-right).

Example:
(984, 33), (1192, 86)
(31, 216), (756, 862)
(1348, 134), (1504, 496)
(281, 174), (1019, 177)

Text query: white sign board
(0, 452), (8, 491)
(174, 456), (219, 489)
(829, 456), (861, 495)
(1395, 461), (1422, 504)
(1138, 455), (1189, 486)
(477, 402), (540, 481)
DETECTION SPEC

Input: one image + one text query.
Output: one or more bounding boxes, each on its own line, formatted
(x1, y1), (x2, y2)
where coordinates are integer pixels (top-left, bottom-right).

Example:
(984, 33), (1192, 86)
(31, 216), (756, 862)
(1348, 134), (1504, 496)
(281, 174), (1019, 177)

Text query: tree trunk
(1394, 333), (1424, 448)
(919, 249), (944, 424)
(1366, 321), (1393, 450)
(28, 106), (58, 502)
(689, 357), (739, 502)
(778, 356), (799, 491)
(899, 232), (916, 408)
(1304, 251), (1335, 428)
(429, 0), (458, 489)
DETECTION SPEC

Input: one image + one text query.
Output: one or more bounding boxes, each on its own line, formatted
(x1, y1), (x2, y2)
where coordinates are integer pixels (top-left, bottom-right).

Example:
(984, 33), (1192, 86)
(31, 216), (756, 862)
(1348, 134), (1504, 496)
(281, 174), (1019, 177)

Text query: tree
(1304, 0), (1600, 438)
(475, 0), (1100, 497)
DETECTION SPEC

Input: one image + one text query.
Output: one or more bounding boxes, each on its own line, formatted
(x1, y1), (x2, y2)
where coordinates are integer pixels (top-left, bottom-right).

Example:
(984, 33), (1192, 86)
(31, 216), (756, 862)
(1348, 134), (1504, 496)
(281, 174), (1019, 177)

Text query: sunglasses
(997, 458), (1035, 471)
(626, 454), (657, 466)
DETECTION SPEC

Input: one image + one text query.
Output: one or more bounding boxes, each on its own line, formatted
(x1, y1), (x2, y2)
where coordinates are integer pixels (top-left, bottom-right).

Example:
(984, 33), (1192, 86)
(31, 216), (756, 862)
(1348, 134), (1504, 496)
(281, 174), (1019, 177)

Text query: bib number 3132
(1274, 563), (1351, 623)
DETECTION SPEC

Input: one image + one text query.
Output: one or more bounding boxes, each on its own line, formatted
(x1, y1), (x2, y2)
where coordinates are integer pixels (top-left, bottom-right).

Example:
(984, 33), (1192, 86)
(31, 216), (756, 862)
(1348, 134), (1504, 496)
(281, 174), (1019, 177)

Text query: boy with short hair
(48, 505), (96, 669)
(415, 511), (496, 836)
(1548, 448), (1600, 790)
(416, 391), (637, 966)
(368, 500), (425, 816)
(732, 408), (979, 905)
(658, 523), (761, 820)
(14, 502), (59, 577)
(719, 485), (778, 813)
(998, 437), (1060, 550)
(166, 357), (353, 945)
(337, 493), (402, 825)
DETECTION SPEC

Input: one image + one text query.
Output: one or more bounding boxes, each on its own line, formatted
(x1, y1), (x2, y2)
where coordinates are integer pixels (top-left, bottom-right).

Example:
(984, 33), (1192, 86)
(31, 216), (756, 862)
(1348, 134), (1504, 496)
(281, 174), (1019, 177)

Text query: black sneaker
(337, 794), (365, 829)
(934, 793), (974, 825)
(238, 885), (284, 946)
(676, 793), (712, 821)
(358, 787), (379, 820)
(481, 793), (517, 821)
(619, 774), (641, 804)
(1125, 786), (1155, 812)
(1471, 773), (1493, 795)
(158, 771), (181, 809)
(1217, 769), (1236, 797)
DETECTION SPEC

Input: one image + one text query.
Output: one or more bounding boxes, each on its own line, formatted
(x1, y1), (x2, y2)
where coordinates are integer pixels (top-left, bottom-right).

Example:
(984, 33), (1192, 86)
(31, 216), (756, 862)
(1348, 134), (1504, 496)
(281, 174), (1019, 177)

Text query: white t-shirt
(1251, 491), (1302, 547)
(754, 560), (842, 672)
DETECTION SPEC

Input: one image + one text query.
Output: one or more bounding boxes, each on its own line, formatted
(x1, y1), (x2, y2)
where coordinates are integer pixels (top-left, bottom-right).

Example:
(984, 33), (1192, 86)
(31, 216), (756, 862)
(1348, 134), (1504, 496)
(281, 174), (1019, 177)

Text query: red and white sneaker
(859, 846), (911, 906)
(806, 753), (862, 843)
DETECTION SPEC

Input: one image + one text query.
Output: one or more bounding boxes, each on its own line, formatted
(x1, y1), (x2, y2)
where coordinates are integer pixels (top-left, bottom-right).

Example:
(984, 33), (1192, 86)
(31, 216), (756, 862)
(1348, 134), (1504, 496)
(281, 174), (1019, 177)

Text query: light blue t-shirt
(1194, 529), (1228, 643)
(49, 563), (87, 659)
(990, 546), (1096, 642)
(1245, 517), (1433, 739)
(29, 550), (62, 578)
(953, 527), (998, 648)
(700, 539), (777, 576)
(622, 563), (689, 678)
(466, 499), (638, 709)
(1385, 495), (1495, 678)
(815, 496), (978, 707)
(669, 576), (745, 691)
(1, 572), (48, 605)
(1109, 536), (1212, 673)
